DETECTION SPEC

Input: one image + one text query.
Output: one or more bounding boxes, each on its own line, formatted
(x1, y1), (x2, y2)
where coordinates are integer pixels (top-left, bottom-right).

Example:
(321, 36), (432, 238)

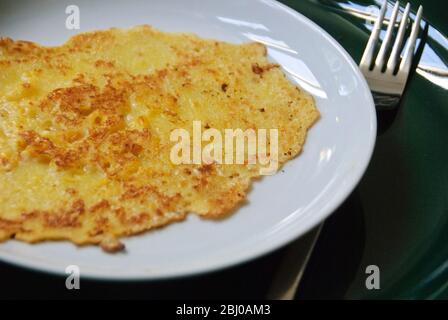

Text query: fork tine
(399, 5), (423, 74)
(386, 3), (411, 73)
(375, 1), (400, 70)
(360, 1), (387, 68)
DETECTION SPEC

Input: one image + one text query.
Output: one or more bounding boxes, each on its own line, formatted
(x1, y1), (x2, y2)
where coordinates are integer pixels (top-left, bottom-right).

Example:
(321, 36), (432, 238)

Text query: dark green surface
(284, 0), (448, 299)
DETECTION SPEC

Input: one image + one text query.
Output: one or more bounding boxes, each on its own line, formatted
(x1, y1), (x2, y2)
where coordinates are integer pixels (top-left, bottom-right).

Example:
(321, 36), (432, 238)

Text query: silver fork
(360, 1), (423, 109)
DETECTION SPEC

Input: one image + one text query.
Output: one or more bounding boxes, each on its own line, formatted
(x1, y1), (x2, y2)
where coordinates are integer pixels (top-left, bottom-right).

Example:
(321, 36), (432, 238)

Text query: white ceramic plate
(0, 0), (376, 279)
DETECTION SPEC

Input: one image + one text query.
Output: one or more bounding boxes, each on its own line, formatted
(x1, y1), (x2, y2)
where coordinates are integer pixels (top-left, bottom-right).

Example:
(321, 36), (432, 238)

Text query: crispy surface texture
(0, 26), (319, 251)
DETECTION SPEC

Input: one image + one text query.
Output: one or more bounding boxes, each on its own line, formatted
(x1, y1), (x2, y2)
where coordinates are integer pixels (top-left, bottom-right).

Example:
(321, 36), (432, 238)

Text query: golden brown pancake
(0, 26), (319, 252)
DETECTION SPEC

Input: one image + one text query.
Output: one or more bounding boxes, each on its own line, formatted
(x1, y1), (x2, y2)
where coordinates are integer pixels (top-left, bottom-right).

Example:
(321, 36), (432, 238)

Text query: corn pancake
(0, 26), (319, 252)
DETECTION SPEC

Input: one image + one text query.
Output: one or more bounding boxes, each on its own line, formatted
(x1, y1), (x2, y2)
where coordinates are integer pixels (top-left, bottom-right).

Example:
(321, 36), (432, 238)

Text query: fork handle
(372, 92), (401, 110)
